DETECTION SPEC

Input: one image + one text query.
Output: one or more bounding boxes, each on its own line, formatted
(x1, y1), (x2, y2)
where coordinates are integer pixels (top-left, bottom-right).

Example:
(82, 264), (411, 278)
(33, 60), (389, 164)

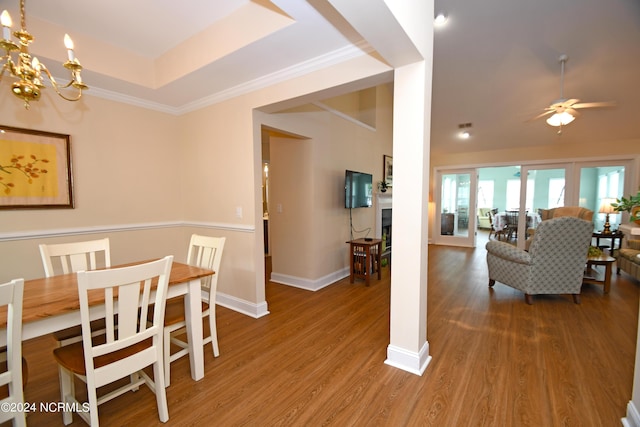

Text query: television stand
(347, 238), (382, 286)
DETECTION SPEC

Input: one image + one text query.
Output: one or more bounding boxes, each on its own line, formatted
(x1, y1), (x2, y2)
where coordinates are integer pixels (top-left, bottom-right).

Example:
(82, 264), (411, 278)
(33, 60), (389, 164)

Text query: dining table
(0, 260), (214, 382)
(493, 211), (542, 231)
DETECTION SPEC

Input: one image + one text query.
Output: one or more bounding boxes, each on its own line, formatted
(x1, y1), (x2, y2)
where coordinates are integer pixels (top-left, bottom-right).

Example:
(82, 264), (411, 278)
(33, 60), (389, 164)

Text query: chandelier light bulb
(64, 33), (75, 61)
(1, 10), (11, 40)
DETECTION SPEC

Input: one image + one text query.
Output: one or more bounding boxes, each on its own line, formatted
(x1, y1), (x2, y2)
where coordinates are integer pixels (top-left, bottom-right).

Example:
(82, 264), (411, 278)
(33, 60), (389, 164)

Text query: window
(478, 180), (494, 208)
(506, 179), (534, 211)
(548, 178), (565, 208)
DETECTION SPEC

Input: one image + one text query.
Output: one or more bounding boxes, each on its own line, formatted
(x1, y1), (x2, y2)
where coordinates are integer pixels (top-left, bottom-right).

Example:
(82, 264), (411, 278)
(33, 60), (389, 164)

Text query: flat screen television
(345, 170), (373, 208)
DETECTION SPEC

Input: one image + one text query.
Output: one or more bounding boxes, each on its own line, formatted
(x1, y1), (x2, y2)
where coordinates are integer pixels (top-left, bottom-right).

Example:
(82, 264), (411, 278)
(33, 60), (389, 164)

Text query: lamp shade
(599, 198), (617, 214)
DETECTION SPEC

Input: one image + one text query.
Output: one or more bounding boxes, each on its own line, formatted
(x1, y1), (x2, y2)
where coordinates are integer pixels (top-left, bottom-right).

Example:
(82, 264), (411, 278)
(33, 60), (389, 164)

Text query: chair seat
(162, 297), (209, 326)
(53, 336), (152, 375)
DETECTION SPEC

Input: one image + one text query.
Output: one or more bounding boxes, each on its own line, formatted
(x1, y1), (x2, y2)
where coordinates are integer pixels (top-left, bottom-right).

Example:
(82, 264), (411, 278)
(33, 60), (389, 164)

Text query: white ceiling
(2, 0), (639, 155)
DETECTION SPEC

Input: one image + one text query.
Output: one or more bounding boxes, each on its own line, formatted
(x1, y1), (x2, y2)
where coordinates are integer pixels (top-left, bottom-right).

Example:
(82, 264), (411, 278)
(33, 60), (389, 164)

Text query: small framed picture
(383, 155), (393, 187)
(0, 125), (74, 209)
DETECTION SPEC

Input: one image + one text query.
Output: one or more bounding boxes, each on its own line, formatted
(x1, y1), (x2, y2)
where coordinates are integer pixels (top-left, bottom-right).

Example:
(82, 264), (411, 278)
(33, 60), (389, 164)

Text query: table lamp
(599, 198), (617, 234)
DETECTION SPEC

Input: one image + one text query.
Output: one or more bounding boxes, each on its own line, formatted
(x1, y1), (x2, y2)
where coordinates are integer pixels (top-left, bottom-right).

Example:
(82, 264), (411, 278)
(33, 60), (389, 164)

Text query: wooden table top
(348, 238), (382, 245)
(0, 261), (214, 328)
(586, 255), (616, 262)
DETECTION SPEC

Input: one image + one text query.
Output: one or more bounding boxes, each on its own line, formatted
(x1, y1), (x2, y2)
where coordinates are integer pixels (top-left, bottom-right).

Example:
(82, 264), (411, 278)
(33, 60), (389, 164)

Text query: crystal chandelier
(0, 0), (88, 109)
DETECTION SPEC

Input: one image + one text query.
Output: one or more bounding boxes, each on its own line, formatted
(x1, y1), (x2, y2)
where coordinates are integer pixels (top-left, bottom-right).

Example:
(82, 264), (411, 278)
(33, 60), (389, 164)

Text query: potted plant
(610, 191), (640, 224)
(377, 181), (388, 193)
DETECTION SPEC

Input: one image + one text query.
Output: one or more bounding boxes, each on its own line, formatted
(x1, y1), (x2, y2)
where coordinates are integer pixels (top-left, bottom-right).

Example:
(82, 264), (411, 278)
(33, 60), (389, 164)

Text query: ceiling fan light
(546, 111), (575, 127)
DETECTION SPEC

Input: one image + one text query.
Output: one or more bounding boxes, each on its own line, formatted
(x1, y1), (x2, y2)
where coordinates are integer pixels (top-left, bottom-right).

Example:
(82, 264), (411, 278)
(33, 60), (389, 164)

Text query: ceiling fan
(530, 54), (615, 133)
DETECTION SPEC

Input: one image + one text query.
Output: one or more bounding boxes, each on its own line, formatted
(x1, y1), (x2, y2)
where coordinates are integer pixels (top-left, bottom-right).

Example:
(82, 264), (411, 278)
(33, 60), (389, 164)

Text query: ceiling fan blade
(572, 101), (616, 109)
(563, 98), (580, 107)
(527, 110), (554, 122)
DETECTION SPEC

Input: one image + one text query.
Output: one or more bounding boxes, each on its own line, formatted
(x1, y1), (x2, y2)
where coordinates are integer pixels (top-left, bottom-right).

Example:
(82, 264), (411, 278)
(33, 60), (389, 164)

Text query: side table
(592, 231), (624, 256)
(347, 238), (382, 286)
(584, 255), (616, 293)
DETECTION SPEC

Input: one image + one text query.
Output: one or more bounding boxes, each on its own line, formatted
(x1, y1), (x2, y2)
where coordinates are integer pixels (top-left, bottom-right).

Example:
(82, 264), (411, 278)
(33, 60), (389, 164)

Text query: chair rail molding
(0, 221), (255, 242)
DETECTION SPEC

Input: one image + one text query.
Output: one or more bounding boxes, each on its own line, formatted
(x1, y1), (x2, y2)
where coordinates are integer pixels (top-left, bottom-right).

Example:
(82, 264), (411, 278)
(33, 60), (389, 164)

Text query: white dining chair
(160, 234), (225, 386)
(52, 256), (173, 426)
(39, 238), (111, 346)
(0, 278), (26, 427)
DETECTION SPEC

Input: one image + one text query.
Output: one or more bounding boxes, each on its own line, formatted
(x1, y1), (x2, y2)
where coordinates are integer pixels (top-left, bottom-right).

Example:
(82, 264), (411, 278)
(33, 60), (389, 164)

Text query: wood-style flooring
(11, 232), (640, 426)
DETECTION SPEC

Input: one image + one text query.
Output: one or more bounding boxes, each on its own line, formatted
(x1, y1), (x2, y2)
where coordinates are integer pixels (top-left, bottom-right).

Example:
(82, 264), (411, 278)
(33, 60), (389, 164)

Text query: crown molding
(83, 41), (374, 116)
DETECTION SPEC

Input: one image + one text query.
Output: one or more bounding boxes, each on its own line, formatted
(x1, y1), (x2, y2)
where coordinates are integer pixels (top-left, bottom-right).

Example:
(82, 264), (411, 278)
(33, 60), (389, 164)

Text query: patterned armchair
(486, 216), (593, 304)
(525, 206), (593, 250)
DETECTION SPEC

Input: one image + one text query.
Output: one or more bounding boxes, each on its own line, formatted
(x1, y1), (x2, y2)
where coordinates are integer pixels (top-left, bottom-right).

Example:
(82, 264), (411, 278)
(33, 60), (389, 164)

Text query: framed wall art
(383, 155), (393, 187)
(0, 125), (74, 209)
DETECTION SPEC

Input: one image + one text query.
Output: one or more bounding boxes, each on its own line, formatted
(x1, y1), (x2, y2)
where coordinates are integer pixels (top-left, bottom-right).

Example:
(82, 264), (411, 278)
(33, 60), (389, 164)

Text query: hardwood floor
(13, 236), (640, 426)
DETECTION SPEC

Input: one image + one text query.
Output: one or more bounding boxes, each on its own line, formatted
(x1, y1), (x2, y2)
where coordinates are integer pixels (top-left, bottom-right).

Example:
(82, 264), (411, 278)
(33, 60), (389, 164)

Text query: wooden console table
(347, 238), (382, 286)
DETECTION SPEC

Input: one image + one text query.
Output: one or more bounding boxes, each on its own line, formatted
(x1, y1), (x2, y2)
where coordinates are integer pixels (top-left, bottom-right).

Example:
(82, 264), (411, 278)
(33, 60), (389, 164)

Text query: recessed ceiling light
(435, 13), (448, 26)
(458, 123), (472, 139)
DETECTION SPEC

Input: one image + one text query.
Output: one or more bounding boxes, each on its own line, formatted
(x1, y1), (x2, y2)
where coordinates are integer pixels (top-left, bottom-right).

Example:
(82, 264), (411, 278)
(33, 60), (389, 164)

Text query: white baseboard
(270, 268), (350, 291)
(384, 342), (432, 376)
(216, 292), (269, 319)
(623, 401), (640, 427)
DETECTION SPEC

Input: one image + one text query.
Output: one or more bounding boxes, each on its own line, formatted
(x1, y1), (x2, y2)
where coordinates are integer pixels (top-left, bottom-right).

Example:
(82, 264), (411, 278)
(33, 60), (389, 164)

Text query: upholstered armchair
(486, 216), (593, 304)
(538, 206), (594, 221)
(525, 206), (593, 250)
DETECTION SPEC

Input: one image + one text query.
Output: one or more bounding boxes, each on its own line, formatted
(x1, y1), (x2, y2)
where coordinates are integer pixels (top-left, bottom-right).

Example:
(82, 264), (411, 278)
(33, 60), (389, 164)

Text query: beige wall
(0, 91), (184, 281)
(0, 54), (393, 315)
(0, 94), (182, 232)
(262, 85), (393, 287)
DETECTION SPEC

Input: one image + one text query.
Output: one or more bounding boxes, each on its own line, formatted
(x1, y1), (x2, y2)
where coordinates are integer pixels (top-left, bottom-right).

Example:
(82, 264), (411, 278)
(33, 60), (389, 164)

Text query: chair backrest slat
(76, 256), (173, 380)
(186, 235), (225, 303)
(39, 238), (111, 277)
(0, 278), (25, 426)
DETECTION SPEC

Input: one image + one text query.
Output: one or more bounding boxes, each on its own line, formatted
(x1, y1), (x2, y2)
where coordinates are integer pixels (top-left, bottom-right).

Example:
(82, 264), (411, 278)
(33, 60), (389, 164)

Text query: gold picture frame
(383, 155), (393, 187)
(0, 125), (74, 209)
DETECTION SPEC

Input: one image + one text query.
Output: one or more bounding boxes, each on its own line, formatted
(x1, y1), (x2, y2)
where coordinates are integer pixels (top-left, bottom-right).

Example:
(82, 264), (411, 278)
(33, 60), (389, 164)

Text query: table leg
(365, 245), (371, 286)
(349, 243), (355, 283)
(184, 278), (204, 381)
(603, 262), (612, 294)
(376, 243), (382, 280)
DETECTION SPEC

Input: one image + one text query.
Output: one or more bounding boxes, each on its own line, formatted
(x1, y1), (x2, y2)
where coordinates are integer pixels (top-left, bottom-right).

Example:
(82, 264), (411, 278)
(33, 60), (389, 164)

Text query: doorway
(435, 169), (477, 247)
(434, 159), (634, 248)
